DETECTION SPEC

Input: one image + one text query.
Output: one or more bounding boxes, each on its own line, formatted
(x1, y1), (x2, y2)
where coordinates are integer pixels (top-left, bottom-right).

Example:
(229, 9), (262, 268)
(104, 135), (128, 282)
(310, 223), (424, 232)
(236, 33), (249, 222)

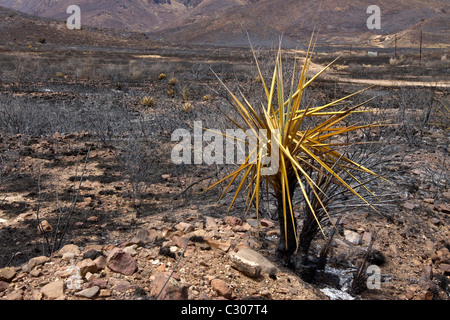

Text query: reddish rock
(225, 216), (242, 227)
(0, 281), (9, 292)
(106, 248), (137, 276)
(211, 278), (232, 299)
(440, 263), (450, 275)
(150, 273), (189, 300)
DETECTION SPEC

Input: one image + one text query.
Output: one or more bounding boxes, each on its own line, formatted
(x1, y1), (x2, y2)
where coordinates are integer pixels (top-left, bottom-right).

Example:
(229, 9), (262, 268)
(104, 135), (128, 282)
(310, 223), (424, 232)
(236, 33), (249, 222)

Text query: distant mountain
(0, 0), (448, 47)
(0, 6), (158, 48)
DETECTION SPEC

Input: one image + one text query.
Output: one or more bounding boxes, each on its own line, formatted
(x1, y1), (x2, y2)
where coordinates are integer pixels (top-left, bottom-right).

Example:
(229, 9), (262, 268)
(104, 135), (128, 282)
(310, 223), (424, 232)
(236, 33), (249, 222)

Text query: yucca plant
(140, 96), (154, 107)
(205, 37), (386, 271)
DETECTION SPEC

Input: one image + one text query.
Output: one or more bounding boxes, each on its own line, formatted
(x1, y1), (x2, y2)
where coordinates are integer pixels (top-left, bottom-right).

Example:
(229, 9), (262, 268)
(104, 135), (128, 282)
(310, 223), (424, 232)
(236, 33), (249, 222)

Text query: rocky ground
(0, 43), (449, 301)
(0, 126), (449, 301)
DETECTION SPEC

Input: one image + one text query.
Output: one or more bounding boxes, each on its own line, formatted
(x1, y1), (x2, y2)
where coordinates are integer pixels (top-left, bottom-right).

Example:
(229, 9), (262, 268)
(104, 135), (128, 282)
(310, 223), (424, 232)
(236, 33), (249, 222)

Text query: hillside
(0, 0), (448, 47)
(0, 6), (159, 49)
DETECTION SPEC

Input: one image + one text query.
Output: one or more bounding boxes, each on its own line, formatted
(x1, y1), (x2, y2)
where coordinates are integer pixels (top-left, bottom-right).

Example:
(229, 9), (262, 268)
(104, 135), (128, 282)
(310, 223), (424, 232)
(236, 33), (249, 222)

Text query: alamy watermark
(367, 5), (381, 30)
(67, 5), (81, 30)
(366, 264), (382, 290)
(171, 121), (279, 176)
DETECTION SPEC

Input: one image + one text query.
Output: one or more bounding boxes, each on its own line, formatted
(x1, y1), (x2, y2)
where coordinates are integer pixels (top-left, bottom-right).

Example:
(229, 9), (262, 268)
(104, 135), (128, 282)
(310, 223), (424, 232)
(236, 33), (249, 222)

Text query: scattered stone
(93, 255), (107, 270)
(62, 252), (75, 261)
(59, 244), (81, 256)
(440, 263), (450, 275)
(87, 216), (99, 223)
(123, 245), (138, 257)
(150, 273), (189, 300)
(172, 235), (189, 249)
(40, 280), (64, 299)
(403, 201), (416, 210)
(260, 218), (276, 228)
(4, 290), (23, 300)
(83, 249), (103, 260)
(27, 256), (50, 270)
(75, 286), (100, 299)
(175, 222), (195, 233)
(88, 278), (108, 289)
(423, 198), (434, 204)
(77, 259), (98, 277)
(362, 231), (373, 244)
(106, 248), (137, 276)
(111, 279), (136, 293)
(211, 279), (232, 299)
(344, 230), (362, 245)
(225, 216), (242, 227)
(205, 216), (218, 229)
(29, 267), (42, 277)
(231, 248), (277, 277)
(0, 281), (9, 292)
(204, 239), (231, 252)
(0, 267), (16, 282)
(229, 252), (262, 278)
(98, 289), (111, 298)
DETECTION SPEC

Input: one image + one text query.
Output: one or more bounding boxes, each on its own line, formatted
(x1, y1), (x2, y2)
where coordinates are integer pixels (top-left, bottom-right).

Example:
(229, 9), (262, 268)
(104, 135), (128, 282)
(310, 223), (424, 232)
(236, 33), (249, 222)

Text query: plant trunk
(275, 182), (298, 260)
(297, 206), (319, 264)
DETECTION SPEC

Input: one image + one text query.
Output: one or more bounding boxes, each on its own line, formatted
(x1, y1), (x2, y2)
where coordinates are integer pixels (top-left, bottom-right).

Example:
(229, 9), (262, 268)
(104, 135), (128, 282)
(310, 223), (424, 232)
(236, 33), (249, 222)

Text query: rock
(94, 256), (107, 270)
(362, 231), (373, 244)
(37, 220), (53, 234)
(225, 216), (242, 227)
(27, 256), (50, 272)
(150, 273), (189, 300)
(130, 228), (162, 246)
(87, 216), (98, 223)
(30, 267), (42, 277)
(75, 286), (99, 299)
(62, 252), (75, 261)
(229, 248), (278, 278)
(175, 222), (195, 233)
(83, 249), (103, 260)
(211, 279), (232, 299)
(106, 248), (137, 276)
(59, 244), (81, 256)
(77, 259), (98, 277)
(440, 263), (450, 275)
(123, 245), (138, 257)
(229, 252), (262, 278)
(403, 201), (416, 210)
(4, 290), (23, 300)
(260, 218), (276, 228)
(88, 278), (108, 289)
(204, 239), (231, 252)
(344, 230), (362, 245)
(0, 267), (16, 282)
(98, 289), (111, 298)
(205, 216), (218, 229)
(0, 281), (9, 292)
(40, 280), (64, 299)
(172, 235), (189, 249)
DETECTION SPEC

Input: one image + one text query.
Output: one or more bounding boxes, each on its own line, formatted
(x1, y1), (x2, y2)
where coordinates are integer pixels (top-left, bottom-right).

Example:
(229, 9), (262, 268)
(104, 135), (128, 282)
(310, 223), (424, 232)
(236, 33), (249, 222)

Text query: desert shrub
(167, 89), (175, 98)
(140, 96), (155, 107)
(205, 43), (387, 282)
(168, 77), (178, 86)
(158, 73), (166, 80)
(182, 102), (193, 112)
(202, 94), (212, 101)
